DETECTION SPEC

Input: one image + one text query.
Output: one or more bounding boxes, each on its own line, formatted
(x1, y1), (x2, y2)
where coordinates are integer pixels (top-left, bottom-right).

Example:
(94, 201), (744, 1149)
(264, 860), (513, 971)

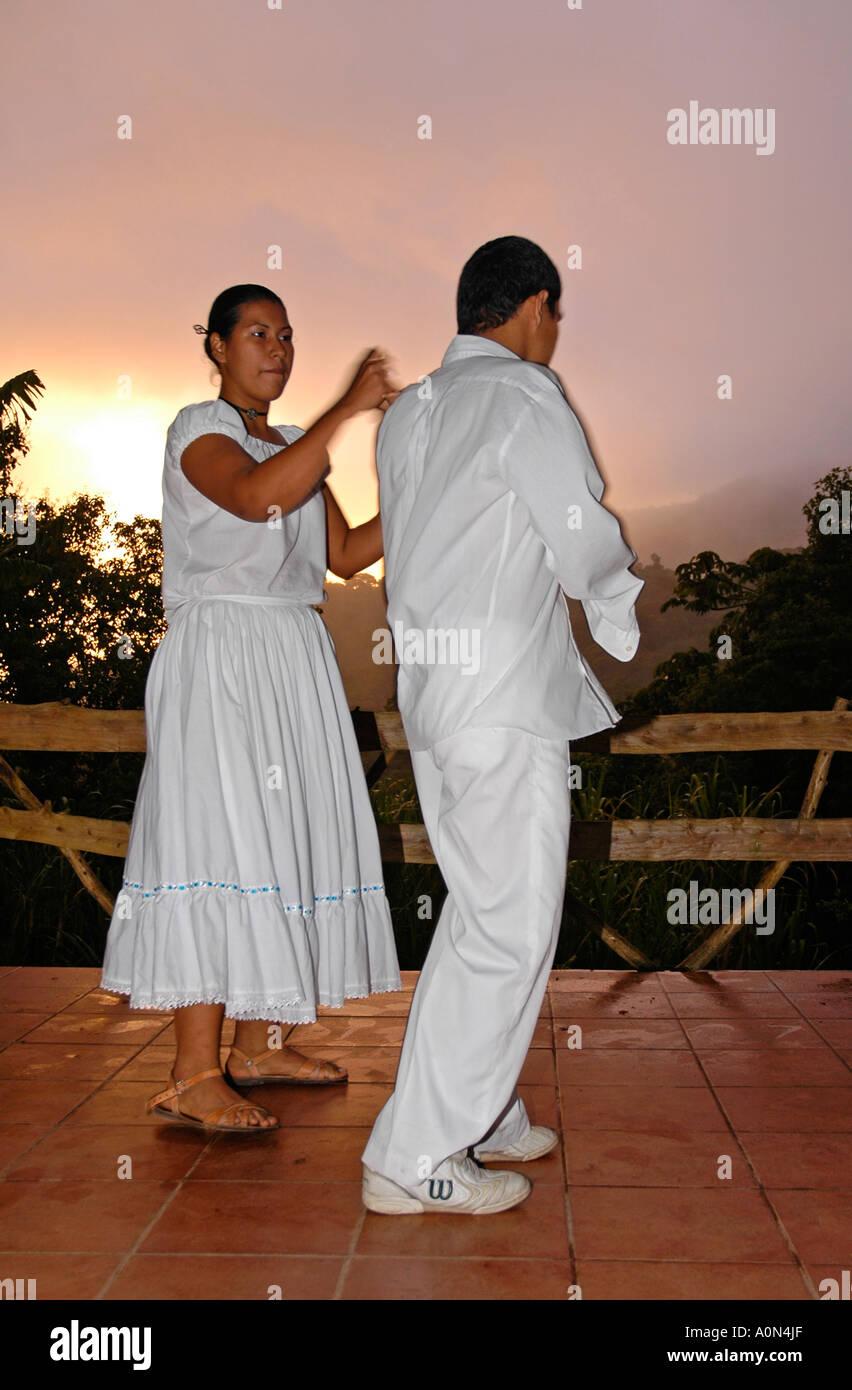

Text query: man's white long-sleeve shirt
(375, 334), (643, 752)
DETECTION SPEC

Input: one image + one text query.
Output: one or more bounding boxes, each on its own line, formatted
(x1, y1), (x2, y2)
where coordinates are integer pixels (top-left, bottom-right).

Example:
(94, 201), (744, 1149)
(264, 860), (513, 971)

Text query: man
(361, 236), (643, 1215)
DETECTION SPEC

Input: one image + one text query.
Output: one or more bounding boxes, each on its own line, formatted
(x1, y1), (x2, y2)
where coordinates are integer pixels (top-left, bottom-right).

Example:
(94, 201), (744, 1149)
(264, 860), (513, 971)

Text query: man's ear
(520, 293), (541, 329)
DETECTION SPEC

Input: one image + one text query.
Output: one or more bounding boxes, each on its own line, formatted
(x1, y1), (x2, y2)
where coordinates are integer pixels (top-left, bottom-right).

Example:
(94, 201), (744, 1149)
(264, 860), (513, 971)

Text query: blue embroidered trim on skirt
(120, 879), (385, 913)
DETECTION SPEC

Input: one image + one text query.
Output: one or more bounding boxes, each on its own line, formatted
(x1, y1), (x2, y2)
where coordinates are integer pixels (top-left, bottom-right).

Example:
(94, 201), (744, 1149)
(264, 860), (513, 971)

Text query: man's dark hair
(456, 236), (561, 335)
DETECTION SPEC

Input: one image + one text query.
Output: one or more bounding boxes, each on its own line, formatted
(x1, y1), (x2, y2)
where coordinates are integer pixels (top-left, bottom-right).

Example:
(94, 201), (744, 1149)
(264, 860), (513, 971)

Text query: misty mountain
(621, 471), (810, 569)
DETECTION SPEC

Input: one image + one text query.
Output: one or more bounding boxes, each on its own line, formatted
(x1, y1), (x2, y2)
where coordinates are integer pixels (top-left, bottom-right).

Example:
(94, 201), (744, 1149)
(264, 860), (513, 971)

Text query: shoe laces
(449, 1151), (489, 1183)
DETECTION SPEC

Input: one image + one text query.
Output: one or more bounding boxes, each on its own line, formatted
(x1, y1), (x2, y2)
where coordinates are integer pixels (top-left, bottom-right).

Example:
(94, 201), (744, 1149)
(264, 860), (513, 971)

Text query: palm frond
(0, 371), (46, 425)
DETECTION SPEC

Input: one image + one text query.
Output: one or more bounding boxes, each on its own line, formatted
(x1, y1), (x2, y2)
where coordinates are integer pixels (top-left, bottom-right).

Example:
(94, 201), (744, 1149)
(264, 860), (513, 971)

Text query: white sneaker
(362, 1151), (532, 1215)
(472, 1125), (559, 1163)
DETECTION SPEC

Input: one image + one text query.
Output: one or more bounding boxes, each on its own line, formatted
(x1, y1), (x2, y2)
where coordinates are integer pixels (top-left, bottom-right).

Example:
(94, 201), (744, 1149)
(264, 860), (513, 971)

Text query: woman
(101, 283), (402, 1132)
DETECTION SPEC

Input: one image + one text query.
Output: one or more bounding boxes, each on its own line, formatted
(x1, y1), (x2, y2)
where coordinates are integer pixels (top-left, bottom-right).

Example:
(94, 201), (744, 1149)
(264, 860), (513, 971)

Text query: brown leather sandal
(146, 1066), (280, 1132)
(225, 1044), (347, 1087)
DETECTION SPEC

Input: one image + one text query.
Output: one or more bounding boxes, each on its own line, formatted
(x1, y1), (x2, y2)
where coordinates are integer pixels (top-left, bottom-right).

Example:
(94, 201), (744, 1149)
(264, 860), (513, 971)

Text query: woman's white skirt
(101, 596), (402, 1021)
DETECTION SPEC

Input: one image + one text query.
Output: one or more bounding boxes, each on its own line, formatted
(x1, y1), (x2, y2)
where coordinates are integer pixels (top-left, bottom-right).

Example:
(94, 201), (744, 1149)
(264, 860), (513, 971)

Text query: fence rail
(1, 697), (848, 970)
(2, 701), (851, 756)
(0, 805), (848, 864)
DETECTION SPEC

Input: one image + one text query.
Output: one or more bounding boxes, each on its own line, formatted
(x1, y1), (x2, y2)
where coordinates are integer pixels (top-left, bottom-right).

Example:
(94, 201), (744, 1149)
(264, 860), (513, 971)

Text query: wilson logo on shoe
(427, 1179), (453, 1200)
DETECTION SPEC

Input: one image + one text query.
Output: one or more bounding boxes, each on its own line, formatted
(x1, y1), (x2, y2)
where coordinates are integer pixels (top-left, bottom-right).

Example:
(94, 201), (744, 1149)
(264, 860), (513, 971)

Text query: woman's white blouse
(160, 397), (329, 618)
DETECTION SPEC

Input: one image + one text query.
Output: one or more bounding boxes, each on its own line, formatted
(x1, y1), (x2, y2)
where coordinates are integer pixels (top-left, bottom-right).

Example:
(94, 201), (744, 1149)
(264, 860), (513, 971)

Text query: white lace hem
(98, 979), (405, 1023)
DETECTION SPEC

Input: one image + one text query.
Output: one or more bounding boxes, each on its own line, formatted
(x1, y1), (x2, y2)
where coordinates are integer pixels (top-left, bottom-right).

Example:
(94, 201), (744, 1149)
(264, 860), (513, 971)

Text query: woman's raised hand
(340, 348), (400, 416)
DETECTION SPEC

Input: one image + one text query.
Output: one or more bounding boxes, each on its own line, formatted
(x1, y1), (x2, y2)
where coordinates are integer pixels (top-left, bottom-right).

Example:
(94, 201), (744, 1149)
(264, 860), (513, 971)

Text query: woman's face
(214, 298), (294, 402)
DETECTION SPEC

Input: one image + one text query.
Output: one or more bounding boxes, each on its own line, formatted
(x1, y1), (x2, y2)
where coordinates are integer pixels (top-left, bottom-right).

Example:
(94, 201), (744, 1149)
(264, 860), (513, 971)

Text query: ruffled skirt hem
(100, 882), (403, 1024)
(97, 979), (404, 1023)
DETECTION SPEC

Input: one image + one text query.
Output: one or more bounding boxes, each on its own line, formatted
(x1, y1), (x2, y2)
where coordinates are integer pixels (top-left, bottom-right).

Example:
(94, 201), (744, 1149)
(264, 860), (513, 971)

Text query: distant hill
(622, 471), (809, 568)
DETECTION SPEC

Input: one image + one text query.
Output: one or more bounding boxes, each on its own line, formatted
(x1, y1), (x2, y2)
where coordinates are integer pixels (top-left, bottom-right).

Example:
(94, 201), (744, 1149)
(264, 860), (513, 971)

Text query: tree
(1, 371), (45, 495)
(0, 493), (164, 708)
(0, 366), (165, 707)
(624, 466), (852, 717)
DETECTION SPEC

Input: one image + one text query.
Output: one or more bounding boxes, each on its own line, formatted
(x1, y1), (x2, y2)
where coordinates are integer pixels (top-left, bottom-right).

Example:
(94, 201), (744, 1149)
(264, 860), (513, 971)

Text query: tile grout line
(93, 1132), (221, 1300)
(665, 981), (820, 1301)
(557, 974), (757, 1294)
(754, 984), (847, 1299)
(0, 1246), (824, 1265)
(325, 996), (562, 1298)
(4, 984), (209, 1302)
(332, 1207), (367, 1300)
(3, 1174), (849, 1187)
(550, 988), (579, 1293)
(772, 985), (852, 1073)
(613, 974), (823, 1300)
(659, 968), (852, 1079)
(0, 993), (176, 1179)
(4, 972), (847, 1299)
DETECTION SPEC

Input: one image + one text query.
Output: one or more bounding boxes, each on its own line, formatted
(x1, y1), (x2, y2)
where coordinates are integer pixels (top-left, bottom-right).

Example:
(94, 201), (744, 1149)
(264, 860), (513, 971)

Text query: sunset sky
(4, 0), (850, 577)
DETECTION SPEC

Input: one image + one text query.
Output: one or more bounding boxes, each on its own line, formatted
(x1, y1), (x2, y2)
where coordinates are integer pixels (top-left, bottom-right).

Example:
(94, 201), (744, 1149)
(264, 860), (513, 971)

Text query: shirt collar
(441, 334), (522, 366)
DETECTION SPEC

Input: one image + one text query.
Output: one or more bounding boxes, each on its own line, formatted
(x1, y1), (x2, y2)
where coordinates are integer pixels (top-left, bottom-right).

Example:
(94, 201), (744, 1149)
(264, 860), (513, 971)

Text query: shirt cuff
(585, 607), (640, 661)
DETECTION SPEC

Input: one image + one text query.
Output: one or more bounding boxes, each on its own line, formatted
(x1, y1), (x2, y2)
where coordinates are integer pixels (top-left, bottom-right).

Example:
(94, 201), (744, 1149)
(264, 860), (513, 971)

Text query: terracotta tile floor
(0, 966), (849, 1301)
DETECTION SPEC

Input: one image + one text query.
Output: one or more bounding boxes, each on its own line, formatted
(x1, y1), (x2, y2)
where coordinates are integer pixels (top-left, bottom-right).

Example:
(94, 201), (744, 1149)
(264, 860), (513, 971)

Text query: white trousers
(361, 726), (572, 1188)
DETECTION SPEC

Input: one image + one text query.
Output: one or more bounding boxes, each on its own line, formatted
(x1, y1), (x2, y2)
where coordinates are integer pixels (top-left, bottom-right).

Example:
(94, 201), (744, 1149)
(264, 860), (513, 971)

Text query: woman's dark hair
(193, 284), (286, 368)
(456, 236), (561, 335)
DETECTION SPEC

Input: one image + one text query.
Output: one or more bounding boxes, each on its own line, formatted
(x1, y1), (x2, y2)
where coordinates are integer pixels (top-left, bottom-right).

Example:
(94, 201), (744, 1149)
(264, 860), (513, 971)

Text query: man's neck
(474, 327), (527, 358)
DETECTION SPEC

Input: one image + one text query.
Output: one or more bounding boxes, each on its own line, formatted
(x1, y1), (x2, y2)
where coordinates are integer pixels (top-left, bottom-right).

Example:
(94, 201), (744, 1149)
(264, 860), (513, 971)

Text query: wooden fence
(0, 698), (849, 969)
